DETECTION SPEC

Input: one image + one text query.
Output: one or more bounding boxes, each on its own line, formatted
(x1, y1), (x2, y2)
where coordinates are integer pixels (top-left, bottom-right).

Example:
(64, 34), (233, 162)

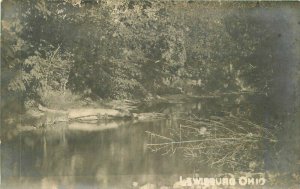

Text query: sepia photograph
(1, 0), (300, 188)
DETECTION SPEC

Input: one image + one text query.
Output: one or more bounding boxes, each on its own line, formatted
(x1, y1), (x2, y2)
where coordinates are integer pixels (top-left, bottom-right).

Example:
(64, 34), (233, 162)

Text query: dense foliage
(1, 0), (288, 109)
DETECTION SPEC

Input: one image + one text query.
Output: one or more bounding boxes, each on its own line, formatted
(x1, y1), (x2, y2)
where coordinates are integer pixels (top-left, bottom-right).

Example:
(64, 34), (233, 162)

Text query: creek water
(1, 94), (300, 189)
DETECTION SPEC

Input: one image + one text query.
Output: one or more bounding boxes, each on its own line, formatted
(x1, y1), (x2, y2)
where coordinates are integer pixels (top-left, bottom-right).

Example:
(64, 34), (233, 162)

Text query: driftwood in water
(38, 105), (132, 120)
(36, 105), (167, 125)
(68, 108), (133, 121)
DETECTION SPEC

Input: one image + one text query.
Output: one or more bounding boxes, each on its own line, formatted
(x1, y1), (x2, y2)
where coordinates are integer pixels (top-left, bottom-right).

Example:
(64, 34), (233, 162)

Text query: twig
(147, 137), (259, 146)
(145, 131), (174, 141)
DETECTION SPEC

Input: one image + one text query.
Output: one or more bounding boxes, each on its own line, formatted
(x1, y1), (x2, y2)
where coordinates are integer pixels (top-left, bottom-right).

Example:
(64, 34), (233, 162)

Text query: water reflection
(2, 95), (300, 188)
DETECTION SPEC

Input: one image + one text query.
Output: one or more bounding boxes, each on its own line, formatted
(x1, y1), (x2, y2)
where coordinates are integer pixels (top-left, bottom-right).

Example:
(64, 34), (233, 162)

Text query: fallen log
(68, 108), (120, 118)
(35, 105), (168, 124)
(38, 105), (132, 120)
(68, 108), (133, 120)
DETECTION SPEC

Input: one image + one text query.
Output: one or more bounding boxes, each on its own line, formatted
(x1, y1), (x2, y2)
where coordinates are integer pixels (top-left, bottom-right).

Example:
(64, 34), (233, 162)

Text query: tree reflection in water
(1, 95), (299, 188)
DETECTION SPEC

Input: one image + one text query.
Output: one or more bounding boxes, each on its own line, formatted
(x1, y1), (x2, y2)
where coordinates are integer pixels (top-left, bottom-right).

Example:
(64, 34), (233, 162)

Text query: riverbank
(0, 91), (265, 141)
(2, 92), (299, 188)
